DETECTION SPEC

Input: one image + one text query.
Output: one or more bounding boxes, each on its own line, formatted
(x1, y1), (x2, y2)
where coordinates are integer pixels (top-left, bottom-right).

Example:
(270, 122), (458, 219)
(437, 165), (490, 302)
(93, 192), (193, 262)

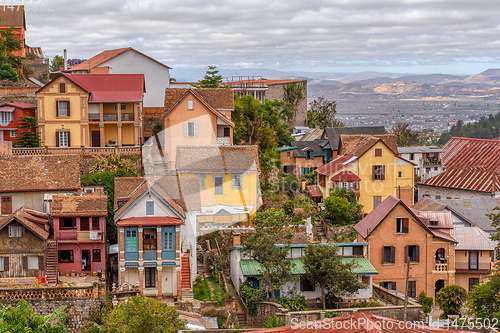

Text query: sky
(20, 0), (500, 76)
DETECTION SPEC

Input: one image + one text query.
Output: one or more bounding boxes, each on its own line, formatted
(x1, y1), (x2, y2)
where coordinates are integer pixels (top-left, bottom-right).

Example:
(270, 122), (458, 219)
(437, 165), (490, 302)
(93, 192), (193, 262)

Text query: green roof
(277, 146), (298, 152)
(240, 257), (377, 277)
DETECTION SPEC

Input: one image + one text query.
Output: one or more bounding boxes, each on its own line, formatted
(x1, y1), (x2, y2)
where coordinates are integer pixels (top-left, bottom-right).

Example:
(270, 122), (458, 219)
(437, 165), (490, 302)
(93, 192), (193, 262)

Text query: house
(315, 135), (415, 213)
(0, 206), (53, 284)
(278, 140), (326, 178)
(36, 73), (145, 147)
(417, 166), (500, 201)
(50, 191), (107, 276)
(0, 102), (36, 142)
(114, 176), (191, 299)
(223, 79), (307, 128)
(451, 227), (497, 292)
(354, 195), (457, 297)
(0, 154), (81, 214)
(442, 137), (500, 173)
(323, 126), (387, 160)
(230, 234), (377, 302)
(66, 47), (171, 109)
(159, 88), (235, 168)
(0, 6), (26, 57)
(398, 146), (445, 181)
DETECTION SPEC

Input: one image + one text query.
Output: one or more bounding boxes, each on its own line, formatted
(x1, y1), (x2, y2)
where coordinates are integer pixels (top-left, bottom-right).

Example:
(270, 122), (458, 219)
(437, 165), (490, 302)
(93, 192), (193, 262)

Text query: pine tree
(15, 116), (41, 147)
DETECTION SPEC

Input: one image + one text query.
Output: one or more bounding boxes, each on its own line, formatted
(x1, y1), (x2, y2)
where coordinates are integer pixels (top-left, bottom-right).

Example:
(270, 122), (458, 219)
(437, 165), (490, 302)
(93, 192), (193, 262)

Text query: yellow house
(315, 134), (415, 213)
(36, 73), (145, 147)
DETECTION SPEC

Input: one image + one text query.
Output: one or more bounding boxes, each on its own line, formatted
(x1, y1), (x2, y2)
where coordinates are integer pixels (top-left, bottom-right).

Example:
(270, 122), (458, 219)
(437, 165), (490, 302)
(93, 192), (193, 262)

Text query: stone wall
(373, 284), (419, 307)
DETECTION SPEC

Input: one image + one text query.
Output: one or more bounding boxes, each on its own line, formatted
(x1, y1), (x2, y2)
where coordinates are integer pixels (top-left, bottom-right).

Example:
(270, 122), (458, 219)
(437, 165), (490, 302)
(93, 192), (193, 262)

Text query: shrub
(240, 282), (265, 315)
(324, 312), (338, 319)
(436, 285), (467, 317)
(264, 315), (285, 328)
(277, 294), (308, 312)
(0, 63), (19, 82)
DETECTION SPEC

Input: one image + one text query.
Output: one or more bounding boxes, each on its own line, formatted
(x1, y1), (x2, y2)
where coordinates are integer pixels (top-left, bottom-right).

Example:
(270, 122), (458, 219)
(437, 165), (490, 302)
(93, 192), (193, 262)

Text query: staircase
(314, 221), (327, 243)
(45, 241), (57, 286)
(181, 254), (193, 300)
(237, 312), (247, 327)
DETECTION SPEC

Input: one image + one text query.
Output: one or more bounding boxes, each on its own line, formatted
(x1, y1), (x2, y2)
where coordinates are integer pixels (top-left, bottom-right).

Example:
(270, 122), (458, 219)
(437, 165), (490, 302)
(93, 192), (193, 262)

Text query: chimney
(233, 233), (241, 247)
(63, 49), (67, 71)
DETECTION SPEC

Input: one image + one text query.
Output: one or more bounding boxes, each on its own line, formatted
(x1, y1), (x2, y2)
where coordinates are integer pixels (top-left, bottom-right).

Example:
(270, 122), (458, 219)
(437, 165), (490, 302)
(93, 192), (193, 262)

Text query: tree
(192, 65), (223, 88)
(151, 122), (164, 136)
(391, 122), (423, 147)
(103, 296), (186, 333)
(15, 116), (41, 147)
(283, 81), (307, 124)
(0, 299), (68, 332)
(0, 24), (22, 69)
(467, 274), (500, 322)
(323, 188), (363, 226)
(303, 243), (365, 310)
(488, 207), (500, 259)
(435, 285), (467, 317)
(243, 210), (294, 300)
(50, 55), (64, 72)
(0, 63), (18, 82)
(307, 97), (343, 129)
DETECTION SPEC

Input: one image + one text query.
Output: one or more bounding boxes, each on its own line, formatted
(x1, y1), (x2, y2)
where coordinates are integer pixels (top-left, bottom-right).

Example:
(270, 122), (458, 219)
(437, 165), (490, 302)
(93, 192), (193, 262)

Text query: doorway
(435, 279), (445, 296)
(91, 131), (100, 147)
(81, 250), (91, 272)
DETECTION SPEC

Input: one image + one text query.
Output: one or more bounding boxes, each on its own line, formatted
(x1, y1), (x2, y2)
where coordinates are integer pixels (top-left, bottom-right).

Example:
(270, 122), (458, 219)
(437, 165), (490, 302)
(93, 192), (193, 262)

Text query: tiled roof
(0, 102), (35, 109)
(0, 6), (25, 28)
(339, 134), (398, 157)
(431, 229), (457, 243)
(316, 155), (358, 176)
(116, 216), (183, 226)
(324, 126), (386, 151)
(306, 185), (322, 198)
(176, 145), (259, 173)
(114, 177), (144, 208)
(299, 128), (324, 141)
(442, 137), (500, 173)
(411, 209), (453, 229)
(51, 193), (108, 217)
(421, 166), (500, 193)
(452, 227), (497, 251)
(331, 171), (361, 182)
(354, 195), (400, 239)
(291, 140), (324, 158)
(0, 155), (81, 193)
(0, 206), (49, 240)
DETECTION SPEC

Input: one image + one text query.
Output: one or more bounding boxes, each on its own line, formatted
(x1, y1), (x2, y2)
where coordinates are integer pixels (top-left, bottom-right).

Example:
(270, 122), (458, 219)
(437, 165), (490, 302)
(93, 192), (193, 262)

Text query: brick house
(278, 140), (325, 179)
(0, 103), (36, 142)
(354, 195), (457, 298)
(0, 6), (26, 58)
(50, 191), (107, 276)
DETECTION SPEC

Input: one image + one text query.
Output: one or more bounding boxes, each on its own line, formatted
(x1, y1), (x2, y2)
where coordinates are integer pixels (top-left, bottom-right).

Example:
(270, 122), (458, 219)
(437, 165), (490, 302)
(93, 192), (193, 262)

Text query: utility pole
(404, 256), (410, 322)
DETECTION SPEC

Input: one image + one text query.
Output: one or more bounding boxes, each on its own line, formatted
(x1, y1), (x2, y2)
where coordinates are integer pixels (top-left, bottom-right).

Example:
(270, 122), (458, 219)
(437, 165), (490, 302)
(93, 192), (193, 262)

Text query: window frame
(56, 100), (70, 117)
(144, 267), (157, 288)
(214, 176), (224, 196)
(146, 201), (154, 215)
(187, 99), (194, 110)
(125, 228), (138, 251)
(232, 174), (243, 190)
(408, 281), (417, 298)
(92, 217), (100, 230)
(58, 249), (74, 263)
(185, 121), (198, 137)
(372, 165), (385, 180)
(92, 249), (101, 262)
(396, 217), (409, 234)
(469, 277), (480, 291)
(375, 148), (382, 157)
(469, 250), (478, 270)
(27, 255), (39, 270)
(382, 246), (395, 264)
(8, 225), (23, 238)
(1, 196), (12, 215)
(57, 130), (70, 147)
(405, 245), (420, 263)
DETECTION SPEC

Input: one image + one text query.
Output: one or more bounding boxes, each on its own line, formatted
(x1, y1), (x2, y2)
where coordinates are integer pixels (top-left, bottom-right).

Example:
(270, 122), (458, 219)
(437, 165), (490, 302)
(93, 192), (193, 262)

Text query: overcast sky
(22, 0), (500, 76)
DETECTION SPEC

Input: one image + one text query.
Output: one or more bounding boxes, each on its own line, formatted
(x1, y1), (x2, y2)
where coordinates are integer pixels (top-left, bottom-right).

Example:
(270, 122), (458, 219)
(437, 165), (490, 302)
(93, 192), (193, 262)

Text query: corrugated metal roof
(331, 171), (361, 182)
(339, 134), (398, 157)
(443, 137), (500, 173)
(116, 216), (183, 226)
(299, 128), (324, 141)
(398, 146), (443, 154)
(317, 155), (358, 176)
(439, 198), (500, 232)
(354, 195), (400, 239)
(422, 166), (500, 193)
(411, 209), (453, 229)
(411, 197), (447, 211)
(451, 227), (497, 251)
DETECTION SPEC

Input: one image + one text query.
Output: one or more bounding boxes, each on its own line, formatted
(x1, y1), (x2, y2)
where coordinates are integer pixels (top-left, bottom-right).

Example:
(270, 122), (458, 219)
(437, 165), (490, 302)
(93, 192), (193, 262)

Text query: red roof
(331, 171), (361, 182)
(306, 185), (322, 198)
(63, 74), (145, 103)
(116, 216), (183, 227)
(248, 312), (473, 333)
(317, 155), (358, 176)
(411, 209), (453, 229)
(0, 102), (35, 109)
(421, 166), (500, 192)
(443, 137), (500, 173)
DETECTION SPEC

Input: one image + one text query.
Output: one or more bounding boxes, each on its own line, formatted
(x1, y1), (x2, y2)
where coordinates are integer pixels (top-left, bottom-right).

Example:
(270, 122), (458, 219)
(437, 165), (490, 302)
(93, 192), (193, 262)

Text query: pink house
(50, 190), (107, 276)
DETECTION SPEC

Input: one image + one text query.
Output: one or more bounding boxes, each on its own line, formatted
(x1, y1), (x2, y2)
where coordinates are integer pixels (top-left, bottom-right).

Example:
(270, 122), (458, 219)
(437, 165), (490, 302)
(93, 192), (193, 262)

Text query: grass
(193, 278), (210, 301)
(206, 277), (225, 306)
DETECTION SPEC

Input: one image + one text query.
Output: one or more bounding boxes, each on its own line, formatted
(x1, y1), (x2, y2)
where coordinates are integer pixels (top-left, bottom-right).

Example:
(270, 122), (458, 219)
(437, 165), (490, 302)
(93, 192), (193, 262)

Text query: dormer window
(305, 150), (314, 160)
(430, 220), (438, 226)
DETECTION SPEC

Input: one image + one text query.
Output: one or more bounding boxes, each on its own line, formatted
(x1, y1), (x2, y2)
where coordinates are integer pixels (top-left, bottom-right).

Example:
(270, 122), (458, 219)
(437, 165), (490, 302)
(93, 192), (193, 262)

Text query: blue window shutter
(146, 201), (154, 215)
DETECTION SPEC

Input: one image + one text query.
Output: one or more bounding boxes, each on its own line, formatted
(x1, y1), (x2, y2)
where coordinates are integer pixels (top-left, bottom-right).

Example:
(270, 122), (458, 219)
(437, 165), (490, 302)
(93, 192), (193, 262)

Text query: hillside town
(1, 5), (500, 333)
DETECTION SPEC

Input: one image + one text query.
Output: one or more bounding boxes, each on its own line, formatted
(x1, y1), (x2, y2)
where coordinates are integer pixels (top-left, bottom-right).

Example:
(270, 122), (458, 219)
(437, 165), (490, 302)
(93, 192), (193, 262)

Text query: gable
(36, 75), (89, 96)
(117, 189), (182, 221)
(100, 49), (172, 73)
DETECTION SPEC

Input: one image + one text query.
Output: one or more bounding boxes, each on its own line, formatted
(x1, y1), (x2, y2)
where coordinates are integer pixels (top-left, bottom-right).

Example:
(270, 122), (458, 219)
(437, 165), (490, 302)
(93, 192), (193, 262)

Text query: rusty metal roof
(299, 128), (324, 141)
(451, 227), (497, 251)
(440, 198), (500, 232)
(442, 137), (500, 173)
(421, 166), (500, 193)
(316, 155), (358, 176)
(331, 171), (361, 182)
(354, 195), (400, 239)
(411, 209), (453, 229)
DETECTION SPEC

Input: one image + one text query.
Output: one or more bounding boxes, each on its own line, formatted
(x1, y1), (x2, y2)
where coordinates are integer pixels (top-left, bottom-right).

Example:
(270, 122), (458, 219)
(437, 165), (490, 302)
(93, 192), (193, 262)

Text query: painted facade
(0, 103), (35, 142)
(0, 6), (26, 58)
(398, 146), (445, 182)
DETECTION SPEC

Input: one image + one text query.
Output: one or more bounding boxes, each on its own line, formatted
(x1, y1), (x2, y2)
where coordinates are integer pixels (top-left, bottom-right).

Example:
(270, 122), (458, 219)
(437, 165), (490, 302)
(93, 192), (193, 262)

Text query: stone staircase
(236, 312), (247, 327)
(181, 254), (193, 300)
(45, 241), (58, 286)
(314, 221), (327, 243)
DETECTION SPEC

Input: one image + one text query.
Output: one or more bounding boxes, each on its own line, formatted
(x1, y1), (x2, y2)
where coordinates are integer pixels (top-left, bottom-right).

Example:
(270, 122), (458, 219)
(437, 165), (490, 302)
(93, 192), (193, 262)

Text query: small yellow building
(36, 73), (145, 147)
(316, 134), (415, 213)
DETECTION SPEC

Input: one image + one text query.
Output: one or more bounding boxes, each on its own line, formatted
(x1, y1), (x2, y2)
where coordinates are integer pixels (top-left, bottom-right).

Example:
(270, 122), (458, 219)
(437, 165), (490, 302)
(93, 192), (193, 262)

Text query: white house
(398, 146), (445, 181)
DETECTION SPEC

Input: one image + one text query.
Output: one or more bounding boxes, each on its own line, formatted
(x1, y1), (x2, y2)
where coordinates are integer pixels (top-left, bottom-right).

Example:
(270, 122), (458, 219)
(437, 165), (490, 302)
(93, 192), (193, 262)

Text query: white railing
(217, 137), (231, 145)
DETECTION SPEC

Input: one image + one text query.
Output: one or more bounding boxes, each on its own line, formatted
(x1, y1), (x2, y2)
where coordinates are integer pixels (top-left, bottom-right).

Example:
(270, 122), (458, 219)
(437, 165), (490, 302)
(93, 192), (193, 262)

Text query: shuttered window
(59, 82), (66, 93)
(27, 255), (38, 270)
(56, 100), (70, 116)
(92, 217), (100, 230)
(163, 231), (174, 251)
(405, 245), (420, 262)
(396, 218), (409, 233)
(373, 165), (385, 180)
(408, 281), (417, 298)
(9, 225), (23, 237)
(125, 229), (138, 251)
(57, 131), (70, 147)
(232, 174), (243, 190)
(383, 246), (395, 264)
(214, 176), (224, 195)
(185, 121), (198, 137)
(0, 257), (4, 271)
(92, 249), (101, 262)
(375, 149), (382, 156)
(1, 196), (12, 215)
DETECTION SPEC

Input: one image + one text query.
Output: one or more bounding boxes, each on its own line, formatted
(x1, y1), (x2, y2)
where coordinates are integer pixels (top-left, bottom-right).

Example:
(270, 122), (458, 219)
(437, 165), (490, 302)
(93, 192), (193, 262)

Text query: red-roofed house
(442, 137), (500, 173)
(354, 195), (456, 298)
(36, 73), (145, 147)
(0, 102), (35, 142)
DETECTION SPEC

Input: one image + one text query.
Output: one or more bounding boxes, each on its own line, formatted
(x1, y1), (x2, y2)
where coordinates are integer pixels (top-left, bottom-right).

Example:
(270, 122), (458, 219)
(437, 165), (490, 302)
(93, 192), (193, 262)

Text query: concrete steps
(237, 312), (247, 327)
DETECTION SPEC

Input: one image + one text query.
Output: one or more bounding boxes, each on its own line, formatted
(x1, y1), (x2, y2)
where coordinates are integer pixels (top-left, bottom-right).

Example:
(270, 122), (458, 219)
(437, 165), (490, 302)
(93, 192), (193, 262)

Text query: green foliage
(435, 285), (467, 317)
(283, 81), (307, 122)
(352, 301), (383, 308)
(324, 311), (338, 318)
(323, 188), (364, 226)
(103, 296), (186, 333)
(282, 200), (295, 216)
(277, 294), (308, 312)
(192, 65), (223, 88)
(417, 291), (433, 315)
(15, 116), (41, 147)
(0, 299), (68, 332)
(307, 97), (343, 129)
(0, 63), (18, 82)
(0, 26), (22, 69)
(151, 122), (164, 136)
(324, 292), (343, 309)
(50, 55), (64, 72)
(240, 282), (265, 315)
(467, 274), (500, 322)
(488, 208), (500, 263)
(193, 276), (210, 302)
(391, 122), (423, 147)
(81, 302), (113, 333)
(303, 243), (365, 309)
(438, 114), (500, 145)
(304, 171), (317, 185)
(243, 210), (295, 300)
(263, 315), (286, 328)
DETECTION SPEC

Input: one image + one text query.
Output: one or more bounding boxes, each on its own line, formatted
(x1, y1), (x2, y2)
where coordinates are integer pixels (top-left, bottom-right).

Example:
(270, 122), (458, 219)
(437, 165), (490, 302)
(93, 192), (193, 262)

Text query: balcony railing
(217, 137), (231, 145)
(88, 113), (100, 122)
(88, 113), (135, 122)
(103, 114), (118, 121)
(124, 251), (139, 261)
(57, 231), (103, 242)
(162, 250), (176, 261)
(121, 113), (134, 121)
(143, 251), (157, 261)
(435, 263), (448, 271)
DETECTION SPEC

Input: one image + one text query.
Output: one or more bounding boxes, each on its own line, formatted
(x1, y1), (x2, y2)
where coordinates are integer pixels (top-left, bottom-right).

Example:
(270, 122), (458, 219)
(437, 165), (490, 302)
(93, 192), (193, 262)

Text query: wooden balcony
(57, 231), (103, 242)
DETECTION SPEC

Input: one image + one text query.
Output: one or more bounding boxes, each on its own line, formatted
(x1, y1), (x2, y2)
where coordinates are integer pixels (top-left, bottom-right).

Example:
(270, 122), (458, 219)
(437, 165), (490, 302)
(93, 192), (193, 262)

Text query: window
(1, 196), (12, 215)
(214, 176), (224, 195)
(469, 278), (480, 291)
(10, 130), (16, 137)
(300, 278), (315, 292)
(410, 153), (414, 160)
(224, 127), (230, 137)
(58, 250), (74, 263)
(187, 99), (194, 110)
(305, 150), (314, 160)
(80, 217), (89, 231)
(375, 148), (382, 156)
(383, 246), (395, 264)
(125, 229), (138, 251)
(92, 249), (101, 262)
(398, 171), (402, 177)
(60, 218), (76, 229)
(380, 281), (396, 290)
(199, 174), (206, 190)
(343, 246), (353, 256)
(145, 267), (157, 288)
(0, 111), (13, 125)
(56, 100), (70, 116)
(396, 218), (409, 233)
(143, 228), (157, 250)
(372, 165), (385, 180)
(408, 281), (417, 298)
(27, 256), (38, 270)
(57, 131), (70, 147)
(9, 225), (23, 237)
(114, 104), (127, 111)
(185, 121), (197, 137)
(373, 196), (382, 209)
(164, 231), (174, 251)
(146, 201), (154, 215)
(232, 174), (243, 190)
(0, 257), (5, 271)
(469, 250), (478, 270)
(301, 167), (311, 176)
(59, 82), (66, 93)
(435, 194), (441, 199)
(92, 217), (100, 230)
(287, 152), (290, 157)
(406, 245), (420, 262)
(362, 276), (370, 285)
